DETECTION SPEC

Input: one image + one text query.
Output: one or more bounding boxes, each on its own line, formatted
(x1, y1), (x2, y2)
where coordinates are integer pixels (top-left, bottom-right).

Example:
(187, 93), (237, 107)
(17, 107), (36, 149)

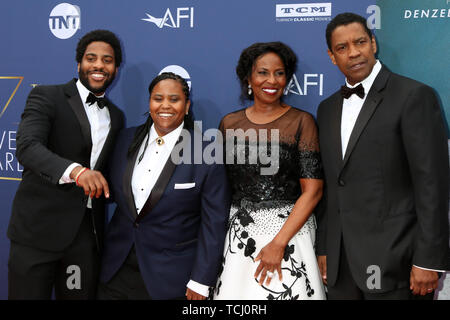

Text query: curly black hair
(326, 13), (373, 51)
(127, 72), (193, 158)
(75, 29), (123, 67)
(236, 41), (297, 101)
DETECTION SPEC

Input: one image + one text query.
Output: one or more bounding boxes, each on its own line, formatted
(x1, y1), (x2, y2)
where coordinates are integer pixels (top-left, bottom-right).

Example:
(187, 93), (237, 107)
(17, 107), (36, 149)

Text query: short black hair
(236, 41), (297, 100)
(76, 29), (123, 67)
(148, 72), (190, 101)
(326, 12), (373, 51)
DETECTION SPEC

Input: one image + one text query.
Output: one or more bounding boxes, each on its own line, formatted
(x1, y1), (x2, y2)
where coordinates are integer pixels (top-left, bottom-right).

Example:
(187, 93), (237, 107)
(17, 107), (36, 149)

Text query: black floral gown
(213, 107), (326, 300)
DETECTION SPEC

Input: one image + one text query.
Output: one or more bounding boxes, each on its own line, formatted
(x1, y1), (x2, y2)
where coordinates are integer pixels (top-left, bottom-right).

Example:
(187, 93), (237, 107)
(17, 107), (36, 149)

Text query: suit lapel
(64, 79), (92, 152)
(136, 128), (190, 223)
(123, 137), (140, 219)
(328, 93), (344, 169)
(135, 150), (177, 223)
(342, 67), (390, 168)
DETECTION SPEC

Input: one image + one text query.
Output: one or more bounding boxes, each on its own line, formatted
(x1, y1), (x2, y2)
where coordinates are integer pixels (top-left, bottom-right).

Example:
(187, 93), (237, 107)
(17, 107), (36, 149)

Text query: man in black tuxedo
(316, 13), (449, 299)
(8, 30), (125, 299)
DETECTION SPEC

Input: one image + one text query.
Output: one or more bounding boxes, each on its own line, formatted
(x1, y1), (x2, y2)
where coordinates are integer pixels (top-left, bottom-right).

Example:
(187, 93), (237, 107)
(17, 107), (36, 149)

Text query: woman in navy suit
(98, 72), (231, 300)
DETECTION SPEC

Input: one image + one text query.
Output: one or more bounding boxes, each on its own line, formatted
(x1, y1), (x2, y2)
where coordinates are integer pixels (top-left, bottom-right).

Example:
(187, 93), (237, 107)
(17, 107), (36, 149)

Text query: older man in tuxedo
(8, 30), (124, 299)
(316, 13), (449, 300)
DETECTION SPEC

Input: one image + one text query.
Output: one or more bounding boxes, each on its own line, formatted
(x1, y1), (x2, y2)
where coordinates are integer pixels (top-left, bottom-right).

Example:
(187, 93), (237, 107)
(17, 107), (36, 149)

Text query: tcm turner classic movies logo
(276, 2), (332, 23)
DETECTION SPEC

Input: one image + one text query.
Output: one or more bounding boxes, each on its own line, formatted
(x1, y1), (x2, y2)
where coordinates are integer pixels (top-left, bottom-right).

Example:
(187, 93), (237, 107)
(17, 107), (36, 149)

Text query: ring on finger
(266, 271), (274, 278)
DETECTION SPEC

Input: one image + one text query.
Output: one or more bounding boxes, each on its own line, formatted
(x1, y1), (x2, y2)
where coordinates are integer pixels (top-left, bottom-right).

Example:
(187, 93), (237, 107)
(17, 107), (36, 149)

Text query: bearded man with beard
(7, 30), (124, 300)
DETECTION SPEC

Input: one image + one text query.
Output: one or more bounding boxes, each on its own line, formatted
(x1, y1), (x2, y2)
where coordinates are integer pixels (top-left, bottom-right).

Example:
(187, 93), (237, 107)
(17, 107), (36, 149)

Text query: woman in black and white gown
(213, 42), (326, 300)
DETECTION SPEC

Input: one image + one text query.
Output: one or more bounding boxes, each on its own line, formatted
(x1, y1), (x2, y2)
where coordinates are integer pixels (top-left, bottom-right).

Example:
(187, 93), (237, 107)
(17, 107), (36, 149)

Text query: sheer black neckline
(244, 105), (293, 125)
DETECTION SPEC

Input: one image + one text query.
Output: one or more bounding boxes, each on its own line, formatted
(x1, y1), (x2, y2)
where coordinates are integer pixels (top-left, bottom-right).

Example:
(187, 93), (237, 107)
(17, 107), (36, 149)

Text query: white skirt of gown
(213, 201), (326, 300)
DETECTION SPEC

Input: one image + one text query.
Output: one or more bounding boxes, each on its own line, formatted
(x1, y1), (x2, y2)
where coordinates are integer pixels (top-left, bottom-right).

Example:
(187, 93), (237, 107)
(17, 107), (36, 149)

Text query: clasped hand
(254, 240), (284, 286)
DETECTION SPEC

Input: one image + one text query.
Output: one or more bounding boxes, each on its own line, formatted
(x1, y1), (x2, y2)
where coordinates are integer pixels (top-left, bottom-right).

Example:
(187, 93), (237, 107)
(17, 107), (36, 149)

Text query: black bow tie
(86, 93), (107, 109)
(340, 83), (365, 99)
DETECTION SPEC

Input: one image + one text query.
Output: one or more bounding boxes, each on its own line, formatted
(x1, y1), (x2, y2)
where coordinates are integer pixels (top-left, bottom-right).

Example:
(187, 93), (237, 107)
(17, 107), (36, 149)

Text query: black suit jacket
(8, 79), (124, 252)
(316, 66), (449, 292)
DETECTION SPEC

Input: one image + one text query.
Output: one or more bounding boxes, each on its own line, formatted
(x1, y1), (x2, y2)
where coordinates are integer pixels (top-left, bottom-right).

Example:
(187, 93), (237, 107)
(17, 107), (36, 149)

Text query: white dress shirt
(340, 60), (381, 158)
(132, 122), (210, 297)
(131, 123), (183, 214)
(340, 60), (444, 273)
(59, 80), (111, 209)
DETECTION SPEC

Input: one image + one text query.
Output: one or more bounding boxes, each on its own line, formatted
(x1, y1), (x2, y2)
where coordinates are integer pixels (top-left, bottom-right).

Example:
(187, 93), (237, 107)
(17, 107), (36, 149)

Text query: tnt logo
(49, 3), (81, 39)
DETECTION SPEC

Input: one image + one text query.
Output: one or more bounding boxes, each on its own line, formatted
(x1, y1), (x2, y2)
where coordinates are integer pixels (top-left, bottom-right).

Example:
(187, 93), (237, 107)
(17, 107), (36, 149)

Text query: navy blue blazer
(100, 125), (231, 299)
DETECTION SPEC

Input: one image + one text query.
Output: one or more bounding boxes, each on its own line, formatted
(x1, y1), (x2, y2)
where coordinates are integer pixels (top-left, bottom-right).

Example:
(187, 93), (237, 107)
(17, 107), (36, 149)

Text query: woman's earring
(248, 84), (252, 95)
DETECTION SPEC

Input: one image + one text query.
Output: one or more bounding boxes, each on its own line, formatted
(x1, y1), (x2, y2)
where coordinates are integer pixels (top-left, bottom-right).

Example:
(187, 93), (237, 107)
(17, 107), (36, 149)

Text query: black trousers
(97, 246), (187, 300)
(327, 241), (435, 300)
(8, 209), (100, 300)
(97, 246), (152, 300)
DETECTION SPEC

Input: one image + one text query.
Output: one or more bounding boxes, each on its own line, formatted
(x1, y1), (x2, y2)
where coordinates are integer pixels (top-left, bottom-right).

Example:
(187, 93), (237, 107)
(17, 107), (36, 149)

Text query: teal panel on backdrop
(376, 0), (450, 136)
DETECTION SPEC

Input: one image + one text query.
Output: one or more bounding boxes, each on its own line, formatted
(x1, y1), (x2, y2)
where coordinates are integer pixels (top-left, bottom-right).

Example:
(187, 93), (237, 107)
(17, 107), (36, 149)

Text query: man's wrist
(75, 167), (89, 186)
(59, 163), (82, 184)
(69, 165), (84, 180)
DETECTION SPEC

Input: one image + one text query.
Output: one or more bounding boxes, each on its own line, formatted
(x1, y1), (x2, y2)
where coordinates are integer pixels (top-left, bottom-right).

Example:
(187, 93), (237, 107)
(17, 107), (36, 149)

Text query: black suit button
(134, 222), (139, 228)
(338, 179), (345, 186)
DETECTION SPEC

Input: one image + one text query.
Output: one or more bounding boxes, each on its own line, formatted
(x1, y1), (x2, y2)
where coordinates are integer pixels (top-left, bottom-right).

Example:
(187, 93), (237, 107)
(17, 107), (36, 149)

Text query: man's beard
(78, 70), (115, 95)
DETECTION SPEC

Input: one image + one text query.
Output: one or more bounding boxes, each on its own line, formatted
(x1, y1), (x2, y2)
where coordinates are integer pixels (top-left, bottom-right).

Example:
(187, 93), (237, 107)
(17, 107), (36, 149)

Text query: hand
(317, 255), (327, 285)
(186, 288), (207, 300)
(70, 166), (110, 199)
(254, 240), (284, 286)
(410, 266), (439, 296)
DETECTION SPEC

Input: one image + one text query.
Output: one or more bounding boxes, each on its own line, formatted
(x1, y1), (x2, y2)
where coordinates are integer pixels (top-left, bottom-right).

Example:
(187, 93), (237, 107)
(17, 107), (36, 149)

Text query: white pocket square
(174, 182), (196, 189)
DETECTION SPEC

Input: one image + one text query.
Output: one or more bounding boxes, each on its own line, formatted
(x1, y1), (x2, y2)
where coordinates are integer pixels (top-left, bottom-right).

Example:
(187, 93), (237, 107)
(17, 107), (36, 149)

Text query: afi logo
(284, 74), (324, 96)
(142, 7), (194, 29)
(49, 3), (81, 39)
